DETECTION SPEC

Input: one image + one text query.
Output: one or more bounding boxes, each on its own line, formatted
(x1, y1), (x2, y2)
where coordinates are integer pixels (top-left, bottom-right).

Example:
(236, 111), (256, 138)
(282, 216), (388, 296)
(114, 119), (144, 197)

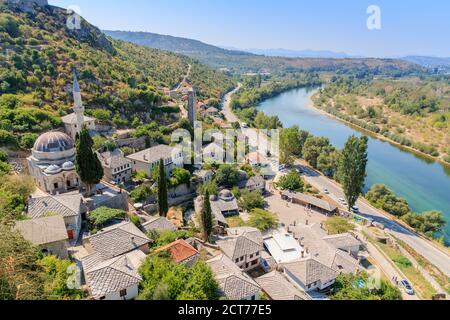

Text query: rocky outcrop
(4, 0), (48, 13)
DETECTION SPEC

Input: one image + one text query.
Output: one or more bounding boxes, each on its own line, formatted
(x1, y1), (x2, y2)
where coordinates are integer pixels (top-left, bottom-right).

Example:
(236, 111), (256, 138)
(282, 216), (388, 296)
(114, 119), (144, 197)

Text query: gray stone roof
(27, 194), (84, 219)
(126, 145), (181, 164)
(210, 192), (239, 216)
(61, 113), (96, 125)
(322, 234), (362, 250)
(83, 250), (146, 299)
(98, 149), (131, 169)
(255, 271), (310, 300)
(289, 224), (360, 274)
(14, 215), (68, 246)
(218, 227), (263, 261)
(238, 175), (266, 190)
(207, 254), (261, 300)
(85, 221), (150, 260)
(141, 216), (177, 233)
(282, 191), (337, 213)
(283, 258), (337, 287)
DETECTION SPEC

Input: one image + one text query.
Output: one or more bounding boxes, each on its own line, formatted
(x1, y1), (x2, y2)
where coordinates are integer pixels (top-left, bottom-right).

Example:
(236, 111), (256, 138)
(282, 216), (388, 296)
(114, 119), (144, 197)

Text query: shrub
(89, 207), (126, 227)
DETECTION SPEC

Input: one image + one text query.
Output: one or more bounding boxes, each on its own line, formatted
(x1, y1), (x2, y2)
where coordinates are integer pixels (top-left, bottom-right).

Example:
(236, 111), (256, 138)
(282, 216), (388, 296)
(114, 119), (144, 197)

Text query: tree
(37, 255), (84, 300)
(248, 209), (278, 232)
(215, 164), (239, 187)
(89, 207), (126, 227)
(0, 223), (44, 300)
(197, 180), (219, 196)
(277, 170), (304, 192)
(75, 128), (104, 195)
(280, 126), (309, 165)
(324, 217), (355, 235)
(201, 190), (213, 242)
(170, 168), (191, 187)
(331, 272), (402, 300)
(138, 256), (219, 300)
(366, 184), (410, 217)
(337, 135), (368, 210)
(303, 136), (333, 169)
(157, 159), (169, 217)
(238, 190), (265, 212)
(401, 211), (446, 236)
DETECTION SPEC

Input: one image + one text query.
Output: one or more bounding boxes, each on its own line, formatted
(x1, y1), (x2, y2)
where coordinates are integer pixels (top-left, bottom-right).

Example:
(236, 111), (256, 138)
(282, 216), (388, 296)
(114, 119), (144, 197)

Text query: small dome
(44, 164), (62, 175)
(34, 132), (74, 153)
(62, 161), (75, 170)
(219, 189), (234, 201)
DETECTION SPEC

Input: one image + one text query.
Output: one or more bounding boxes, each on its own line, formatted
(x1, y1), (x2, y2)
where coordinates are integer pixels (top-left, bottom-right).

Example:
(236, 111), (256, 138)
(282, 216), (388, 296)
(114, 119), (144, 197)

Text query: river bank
(309, 92), (450, 168)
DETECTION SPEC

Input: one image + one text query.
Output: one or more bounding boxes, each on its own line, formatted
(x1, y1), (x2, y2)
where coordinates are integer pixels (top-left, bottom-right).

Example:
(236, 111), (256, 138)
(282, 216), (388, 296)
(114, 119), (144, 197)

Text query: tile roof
(218, 228), (263, 260)
(83, 250), (146, 299)
(154, 239), (199, 264)
(27, 194), (84, 219)
(14, 215), (68, 246)
(126, 145), (181, 164)
(255, 271), (311, 300)
(207, 254), (261, 300)
(238, 175), (266, 189)
(85, 221), (150, 260)
(141, 216), (177, 233)
(283, 258), (337, 287)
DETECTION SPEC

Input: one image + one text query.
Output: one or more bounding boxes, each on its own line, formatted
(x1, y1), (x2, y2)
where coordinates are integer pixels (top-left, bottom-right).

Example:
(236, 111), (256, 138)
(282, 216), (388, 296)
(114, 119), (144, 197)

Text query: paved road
(366, 242), (420, 300)
(222, 85), (450, 278)
(221, 83), (242, 123)
(295, 162), (450, 278)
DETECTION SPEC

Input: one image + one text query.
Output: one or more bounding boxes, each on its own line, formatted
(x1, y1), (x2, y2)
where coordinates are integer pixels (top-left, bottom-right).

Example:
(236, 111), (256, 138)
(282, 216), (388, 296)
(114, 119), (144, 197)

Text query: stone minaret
(73, 72), (85, 135)
(187, 87), (197, 127)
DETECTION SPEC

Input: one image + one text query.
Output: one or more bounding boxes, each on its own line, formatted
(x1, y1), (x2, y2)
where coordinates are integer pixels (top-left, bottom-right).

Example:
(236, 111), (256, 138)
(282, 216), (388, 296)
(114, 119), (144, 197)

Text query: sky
(49, 0), (450, 58)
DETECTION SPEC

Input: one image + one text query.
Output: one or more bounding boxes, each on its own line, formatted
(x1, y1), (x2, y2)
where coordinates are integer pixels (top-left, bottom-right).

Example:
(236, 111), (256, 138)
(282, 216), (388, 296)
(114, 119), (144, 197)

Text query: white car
(400, 280), (415, 295)
(323, 188), (330, 194)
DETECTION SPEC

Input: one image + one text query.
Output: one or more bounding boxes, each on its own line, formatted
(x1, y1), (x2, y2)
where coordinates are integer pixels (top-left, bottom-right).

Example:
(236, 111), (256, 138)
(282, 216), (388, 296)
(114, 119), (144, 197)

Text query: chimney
(306, 220), (309, 226)
(306, 248), (309, 254)
(293, 221), (297, 227)
(301, 251), (305, 259)
(320, 223), (323, 229)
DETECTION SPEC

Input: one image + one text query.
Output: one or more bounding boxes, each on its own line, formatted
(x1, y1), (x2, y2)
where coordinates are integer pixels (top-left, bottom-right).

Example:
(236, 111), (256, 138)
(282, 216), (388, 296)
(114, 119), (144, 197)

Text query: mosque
(27, 74), (94, 195)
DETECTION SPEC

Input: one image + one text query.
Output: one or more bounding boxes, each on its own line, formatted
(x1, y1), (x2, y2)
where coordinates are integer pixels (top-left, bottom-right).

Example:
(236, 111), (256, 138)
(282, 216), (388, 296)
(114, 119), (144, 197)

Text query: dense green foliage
(337, 135), (368, 210)
(238, 190), (265, 212)
(147, 230), (193, 249)
(169, 167), (191, 188)
(331, 272), (402, 300)
(130, 183), (153, 203)
(89, 207), (126, 227)
(215, 164), (239, 187)
(279, 126), (310, 165)
(0, 174), (35, 220)
(248, 209), (278, 232)
(138, 255), (219, 300)
(366, 184), (411, 217)
(75, 128), (103, 194)
(324, 217), (355, 235)
(366, 184), (446, 238)
(0, 5), (234, 147)
(157, 159), (169, 217)
(0, 223), (83, 300)
(277, 171), (304, 192)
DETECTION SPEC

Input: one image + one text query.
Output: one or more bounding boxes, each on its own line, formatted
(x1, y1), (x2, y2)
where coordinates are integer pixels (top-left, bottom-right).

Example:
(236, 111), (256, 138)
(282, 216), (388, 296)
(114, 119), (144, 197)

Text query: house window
(255, 252), (259, 257)
(119, 289), (127, 297)
(235, 258), (239, 263)
(250, 254), (254, 259)
(53, 183), (59, 189)
(240, 257), (244, 262)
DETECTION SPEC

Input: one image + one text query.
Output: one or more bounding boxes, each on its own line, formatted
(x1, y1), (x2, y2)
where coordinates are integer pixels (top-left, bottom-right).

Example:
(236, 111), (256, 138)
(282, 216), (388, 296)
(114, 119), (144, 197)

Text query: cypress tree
(201, 190), (213, 242)
(75, 127), (104, 195)
(158, 159), (169, 217)
(337, 135), (369, 211)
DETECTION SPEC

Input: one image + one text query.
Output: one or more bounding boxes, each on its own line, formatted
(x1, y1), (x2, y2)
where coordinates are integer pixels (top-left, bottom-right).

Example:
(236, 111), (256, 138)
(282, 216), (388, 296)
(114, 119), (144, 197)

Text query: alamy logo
(66, 5), (82, 30)
(367, 5), (382, 30)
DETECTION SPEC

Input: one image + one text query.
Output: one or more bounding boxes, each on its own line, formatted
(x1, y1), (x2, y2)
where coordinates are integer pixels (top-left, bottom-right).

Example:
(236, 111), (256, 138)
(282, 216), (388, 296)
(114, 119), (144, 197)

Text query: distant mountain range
(221, 47), (361, 59)
(104, 30), (426, 75)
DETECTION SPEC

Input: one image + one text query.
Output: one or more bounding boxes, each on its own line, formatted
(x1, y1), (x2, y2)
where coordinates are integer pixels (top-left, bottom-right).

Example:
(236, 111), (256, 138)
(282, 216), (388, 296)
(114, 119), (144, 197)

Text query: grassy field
(376, 242), (437, 299)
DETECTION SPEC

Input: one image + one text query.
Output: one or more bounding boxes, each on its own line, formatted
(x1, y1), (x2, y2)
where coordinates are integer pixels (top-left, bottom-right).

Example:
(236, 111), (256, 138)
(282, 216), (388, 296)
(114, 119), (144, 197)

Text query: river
(256, 87), (450, 242)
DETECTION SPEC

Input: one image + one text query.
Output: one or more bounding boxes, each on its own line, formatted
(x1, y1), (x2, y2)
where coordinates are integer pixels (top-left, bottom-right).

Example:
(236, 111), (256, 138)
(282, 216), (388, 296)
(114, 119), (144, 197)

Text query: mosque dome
(62, 161), (75, 170)
(44, 164), (62, 175)
(219, 189), (234, 201)
(34, 132), (74, 153)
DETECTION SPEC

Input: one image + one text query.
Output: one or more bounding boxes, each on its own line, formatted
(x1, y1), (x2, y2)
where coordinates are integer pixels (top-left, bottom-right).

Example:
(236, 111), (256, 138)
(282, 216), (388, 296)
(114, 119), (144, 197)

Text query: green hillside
(0, 3), (235, 147)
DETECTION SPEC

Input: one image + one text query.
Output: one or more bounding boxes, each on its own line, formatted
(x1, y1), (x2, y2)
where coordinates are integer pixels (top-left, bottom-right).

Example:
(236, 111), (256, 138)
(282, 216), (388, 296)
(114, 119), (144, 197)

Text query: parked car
(400, 280), (415, 295)
(351, 206), (359, 213)
(323, 188), (330, 194)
